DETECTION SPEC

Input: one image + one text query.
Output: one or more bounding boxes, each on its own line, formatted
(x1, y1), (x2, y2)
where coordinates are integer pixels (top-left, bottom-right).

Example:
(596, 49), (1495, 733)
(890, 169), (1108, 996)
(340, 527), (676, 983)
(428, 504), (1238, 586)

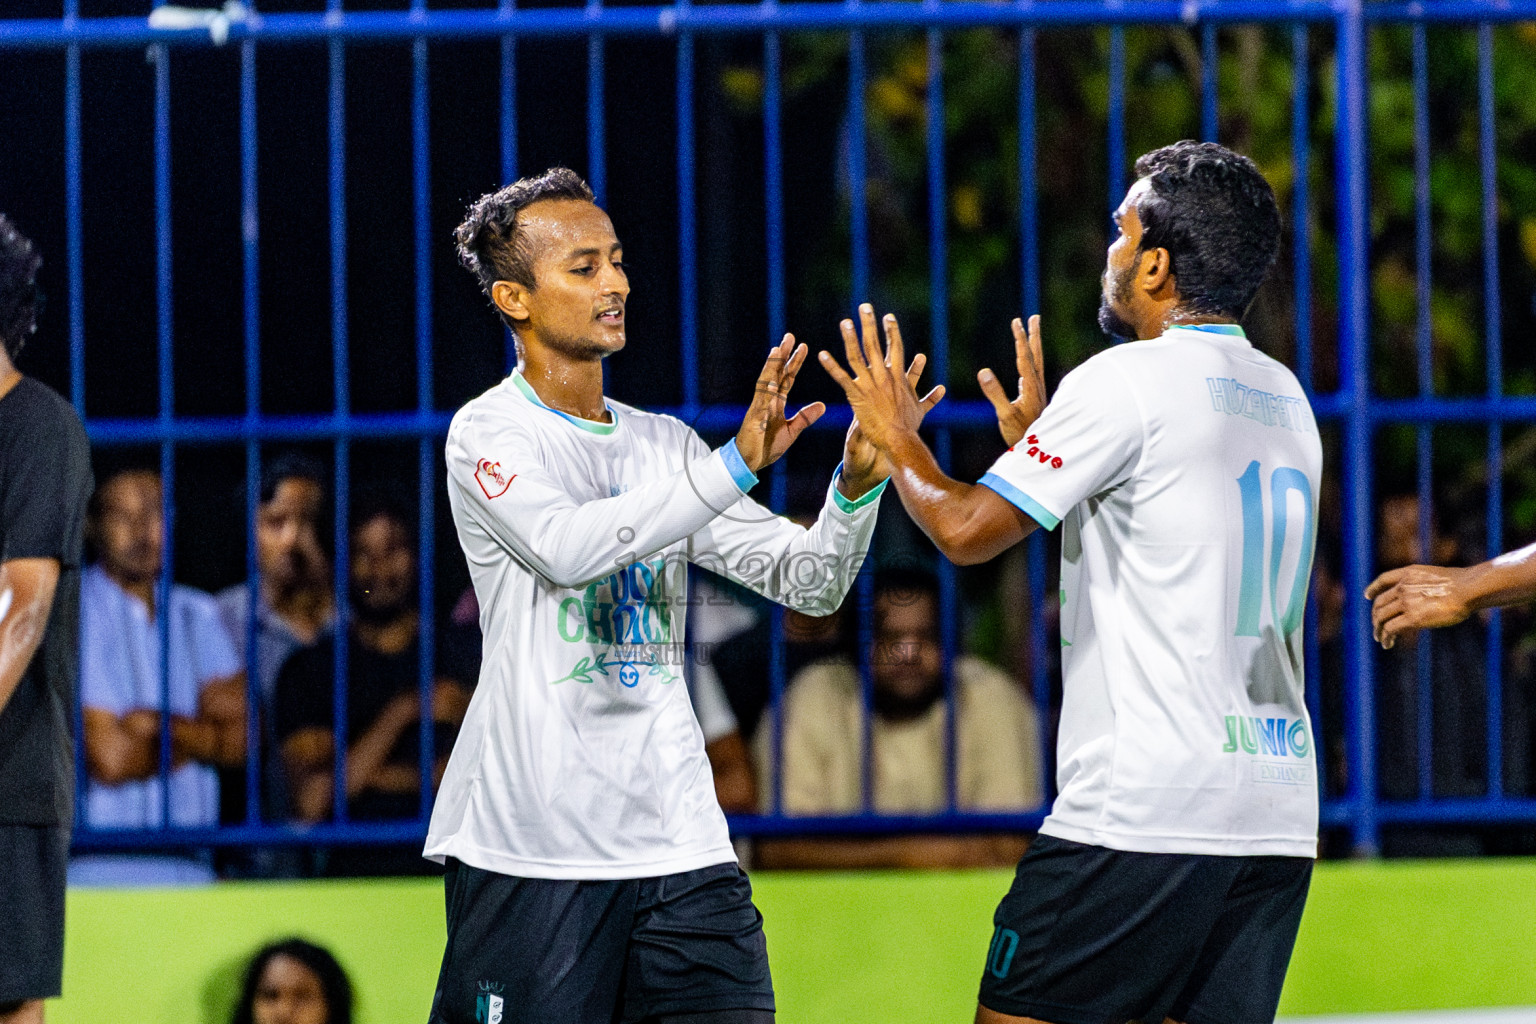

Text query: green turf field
(52, 858), (1536, 1023)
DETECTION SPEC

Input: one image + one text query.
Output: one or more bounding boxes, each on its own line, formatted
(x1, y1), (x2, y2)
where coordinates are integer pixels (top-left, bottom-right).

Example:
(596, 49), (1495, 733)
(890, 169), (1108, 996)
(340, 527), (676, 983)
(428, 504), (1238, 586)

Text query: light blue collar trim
(510, 371), (618, 435)
(1171, 323), (1246, 337)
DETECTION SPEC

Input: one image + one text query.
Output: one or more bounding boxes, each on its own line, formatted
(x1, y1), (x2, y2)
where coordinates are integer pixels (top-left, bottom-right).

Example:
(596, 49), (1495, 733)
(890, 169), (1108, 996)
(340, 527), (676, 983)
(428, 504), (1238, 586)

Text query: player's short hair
(1132, 141), (1281, 321)
(0, 213), (43, 361)
(454, 167), (596, 326)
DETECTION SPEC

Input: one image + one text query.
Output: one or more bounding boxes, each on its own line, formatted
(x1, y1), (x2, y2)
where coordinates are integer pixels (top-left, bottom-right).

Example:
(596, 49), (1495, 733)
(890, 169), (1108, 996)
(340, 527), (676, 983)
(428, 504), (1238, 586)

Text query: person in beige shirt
(754, 567), (1041, 868)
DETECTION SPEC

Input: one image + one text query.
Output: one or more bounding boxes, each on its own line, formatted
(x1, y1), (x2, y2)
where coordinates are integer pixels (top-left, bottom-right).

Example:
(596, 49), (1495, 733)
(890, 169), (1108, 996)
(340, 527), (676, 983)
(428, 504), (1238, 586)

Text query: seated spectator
(217, 453), (334, 871)
(754, 567), (1041, 869)
(274, 495), (471, 872)
(231, 937), (352, 1024)
(74, 467), (246, 884)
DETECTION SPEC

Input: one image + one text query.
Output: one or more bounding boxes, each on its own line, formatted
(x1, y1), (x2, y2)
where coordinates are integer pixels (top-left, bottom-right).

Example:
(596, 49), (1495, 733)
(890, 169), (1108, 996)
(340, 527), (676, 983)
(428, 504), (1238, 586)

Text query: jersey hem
(978, 473), (1061, 530)
(1039, 819), (1317, 859)
(719, 439), (760, 493)
(829, 461), (888, 513)
(422, 835), (740, 880)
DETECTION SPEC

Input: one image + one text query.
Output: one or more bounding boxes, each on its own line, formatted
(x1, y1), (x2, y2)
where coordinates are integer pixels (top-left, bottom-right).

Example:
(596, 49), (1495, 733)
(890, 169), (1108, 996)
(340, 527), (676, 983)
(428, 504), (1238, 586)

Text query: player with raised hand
(425, 167), (936, 1024)
(1366, 542), (1536, 649)
(821, 141), (1321, 1024)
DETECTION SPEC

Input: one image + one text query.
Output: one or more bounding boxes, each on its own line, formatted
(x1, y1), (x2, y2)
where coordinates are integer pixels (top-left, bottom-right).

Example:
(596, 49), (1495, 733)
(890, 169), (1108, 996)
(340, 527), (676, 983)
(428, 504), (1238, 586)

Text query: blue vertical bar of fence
(414, 33), (438, 821)
(764, 25), (788, 817)
(65, 41), (84, 415)
(153, 39), (176, 828)
(588, 22), (606, 205)
(678, 8), (699, 417)
(1335, 1), (1376, 852)
(500, 0), (518, 375)
(847, 23), (876, 815)
(241, 37), (263, 825)
(65, 21), (88, 825)
(1479, 21), (1503, 798)
(1292, 25), (1313, 394)
(1411, 21), (1434, 803)
(1291, 24), (1324, 792)
(925, 28), (960, 814)
(1201, 22), (1218, 142)
(329, 33), (352, 824)
(1019, 22), (1051, 804)
(1107, 26), (1125, 217)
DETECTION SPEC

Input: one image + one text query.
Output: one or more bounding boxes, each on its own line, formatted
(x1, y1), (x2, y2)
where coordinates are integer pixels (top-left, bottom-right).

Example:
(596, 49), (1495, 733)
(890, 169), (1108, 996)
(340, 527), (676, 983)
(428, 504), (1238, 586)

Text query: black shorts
(978, 834), (1312, 1024)
(0, 825), (68, 1004)
(428, 859), (774, 1024)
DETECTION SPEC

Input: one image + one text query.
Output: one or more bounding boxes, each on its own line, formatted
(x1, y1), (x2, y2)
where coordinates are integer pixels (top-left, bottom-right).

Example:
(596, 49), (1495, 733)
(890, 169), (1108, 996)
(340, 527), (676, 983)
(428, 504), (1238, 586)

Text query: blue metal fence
(6, 0), (1536, 860)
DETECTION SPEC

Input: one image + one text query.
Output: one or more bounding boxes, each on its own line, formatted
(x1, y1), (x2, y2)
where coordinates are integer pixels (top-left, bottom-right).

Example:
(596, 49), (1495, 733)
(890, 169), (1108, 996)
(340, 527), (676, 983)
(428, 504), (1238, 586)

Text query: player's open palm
(818, 304), (945, 455)
(734, 333), (825, 473)
(1365, 564), (1474, 649)
(978, 314), (1047, 448)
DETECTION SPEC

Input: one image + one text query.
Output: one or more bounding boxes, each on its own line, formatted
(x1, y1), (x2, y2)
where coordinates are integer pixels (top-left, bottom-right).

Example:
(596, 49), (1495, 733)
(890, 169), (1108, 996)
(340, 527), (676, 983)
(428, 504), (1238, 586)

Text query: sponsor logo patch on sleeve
(1020, 434), (1063, 469)
(475, 458), (515, 499)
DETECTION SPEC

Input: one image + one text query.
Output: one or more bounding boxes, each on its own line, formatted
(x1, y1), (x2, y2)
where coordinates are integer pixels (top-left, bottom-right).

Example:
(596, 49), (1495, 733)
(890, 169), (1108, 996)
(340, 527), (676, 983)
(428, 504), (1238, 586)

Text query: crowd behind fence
(4, 0), (1536, 867)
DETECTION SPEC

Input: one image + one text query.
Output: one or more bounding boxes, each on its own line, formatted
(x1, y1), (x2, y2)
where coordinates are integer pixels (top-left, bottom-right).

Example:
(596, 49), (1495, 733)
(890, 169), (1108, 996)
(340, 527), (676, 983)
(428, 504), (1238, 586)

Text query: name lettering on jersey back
(1205, 378), (1313, 434)
(475, 458), (516, 499)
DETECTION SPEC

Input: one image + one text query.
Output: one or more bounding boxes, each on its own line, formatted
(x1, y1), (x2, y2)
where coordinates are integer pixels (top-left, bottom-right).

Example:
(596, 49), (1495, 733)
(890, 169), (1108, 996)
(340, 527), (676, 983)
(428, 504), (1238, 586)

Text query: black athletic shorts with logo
(0, 825), (69, 1005)
(978, 834), (1312, 1024)
(428, 859), (775, 1024)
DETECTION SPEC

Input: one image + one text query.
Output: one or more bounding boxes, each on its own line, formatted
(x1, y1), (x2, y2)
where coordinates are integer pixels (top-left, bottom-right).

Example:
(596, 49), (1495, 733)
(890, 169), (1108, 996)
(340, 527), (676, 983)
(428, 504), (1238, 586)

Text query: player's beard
(1097, 263), (1138, 341)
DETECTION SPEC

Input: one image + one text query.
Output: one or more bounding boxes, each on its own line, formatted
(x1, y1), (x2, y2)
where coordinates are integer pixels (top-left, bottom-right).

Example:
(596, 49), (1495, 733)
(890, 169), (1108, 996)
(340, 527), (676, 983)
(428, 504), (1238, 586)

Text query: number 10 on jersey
(1235, 460), (1315, 639)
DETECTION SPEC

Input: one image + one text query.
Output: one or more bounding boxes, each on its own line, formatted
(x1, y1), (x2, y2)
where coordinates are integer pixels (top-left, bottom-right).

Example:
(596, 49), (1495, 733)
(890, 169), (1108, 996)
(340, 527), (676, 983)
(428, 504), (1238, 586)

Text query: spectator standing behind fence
(231, 937), (353, 1024)
(0, 215), (93, 1024)
(755, 567), (1040, 868)
(217, 454), (334, 872)
(73, 467), (247, 885)
(274, 495), (472, 875)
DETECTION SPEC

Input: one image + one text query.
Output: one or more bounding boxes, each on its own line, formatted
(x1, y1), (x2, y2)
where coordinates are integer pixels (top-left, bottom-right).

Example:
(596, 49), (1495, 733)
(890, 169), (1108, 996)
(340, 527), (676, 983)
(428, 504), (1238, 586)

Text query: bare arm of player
(819, 309), (1039, 566)
(1367, 540), (1536, 649)
(838, 347), (944, 501)
(0, 557), (60, 716)
(705, 732), (758, 814)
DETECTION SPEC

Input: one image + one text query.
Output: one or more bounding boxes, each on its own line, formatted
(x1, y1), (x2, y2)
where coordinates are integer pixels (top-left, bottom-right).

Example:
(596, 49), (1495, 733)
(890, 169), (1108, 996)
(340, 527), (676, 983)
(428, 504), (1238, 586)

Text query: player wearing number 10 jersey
(820, 141), (1321, 1024)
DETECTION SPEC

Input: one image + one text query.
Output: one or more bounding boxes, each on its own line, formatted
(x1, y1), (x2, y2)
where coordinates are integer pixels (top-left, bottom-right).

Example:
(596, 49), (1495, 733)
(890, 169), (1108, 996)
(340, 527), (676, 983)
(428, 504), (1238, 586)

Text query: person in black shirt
(0, 215), (93, 1024)
(274, 494), (471, 875)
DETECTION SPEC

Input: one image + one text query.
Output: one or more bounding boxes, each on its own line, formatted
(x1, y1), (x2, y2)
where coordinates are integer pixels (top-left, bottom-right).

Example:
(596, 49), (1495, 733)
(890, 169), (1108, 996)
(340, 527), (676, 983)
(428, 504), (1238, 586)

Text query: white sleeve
(685, 429), (884, 616)
(446, 408), (757, 589)
(978, 351), (1144, 530)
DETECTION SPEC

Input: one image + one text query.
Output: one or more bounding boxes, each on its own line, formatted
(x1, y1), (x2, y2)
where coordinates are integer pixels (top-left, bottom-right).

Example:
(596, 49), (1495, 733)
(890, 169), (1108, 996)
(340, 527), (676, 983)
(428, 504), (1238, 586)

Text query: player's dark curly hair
(0, 213), (43, 361)
(231, 937), (353, 1024)
(1132, 141), (1281, 320)
(454, 167), (595, 328)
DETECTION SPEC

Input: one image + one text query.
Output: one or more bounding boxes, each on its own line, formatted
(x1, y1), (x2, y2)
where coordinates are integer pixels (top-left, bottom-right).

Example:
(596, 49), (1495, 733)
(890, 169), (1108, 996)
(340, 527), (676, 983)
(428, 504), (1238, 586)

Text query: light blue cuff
(831, 461), (888, 514)
(719, 439), (759, 493)
(978, 472), (1061, 531)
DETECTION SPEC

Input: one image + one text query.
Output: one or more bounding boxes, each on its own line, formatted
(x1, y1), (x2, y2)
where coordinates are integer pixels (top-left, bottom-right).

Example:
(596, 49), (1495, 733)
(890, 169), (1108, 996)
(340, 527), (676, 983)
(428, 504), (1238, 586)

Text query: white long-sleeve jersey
(425, 371), (884, 879)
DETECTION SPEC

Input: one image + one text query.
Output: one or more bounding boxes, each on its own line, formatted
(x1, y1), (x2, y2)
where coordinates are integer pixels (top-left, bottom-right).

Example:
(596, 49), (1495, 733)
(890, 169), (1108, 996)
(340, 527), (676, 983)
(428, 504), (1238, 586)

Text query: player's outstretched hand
(818, 304), (945, 457)
(841, 349), (937, 498)
(1365, 564), (1473, 650)
(734, 333), (826, 474)
(978, 314), (1046, 448)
